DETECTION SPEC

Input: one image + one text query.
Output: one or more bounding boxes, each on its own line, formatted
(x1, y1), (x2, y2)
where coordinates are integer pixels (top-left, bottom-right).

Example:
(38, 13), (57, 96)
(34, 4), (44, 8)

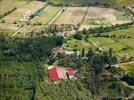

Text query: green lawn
(65, 38), (93, 54)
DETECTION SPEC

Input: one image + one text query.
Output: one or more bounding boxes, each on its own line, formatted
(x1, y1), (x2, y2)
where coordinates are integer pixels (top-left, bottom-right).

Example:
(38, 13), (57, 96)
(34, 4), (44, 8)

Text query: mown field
(31, 5), (61, 25)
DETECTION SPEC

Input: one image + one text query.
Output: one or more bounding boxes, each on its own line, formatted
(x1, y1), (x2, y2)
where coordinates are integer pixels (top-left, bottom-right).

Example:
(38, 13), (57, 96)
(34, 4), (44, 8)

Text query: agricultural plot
(0, 0), (29, 16)
(88, 36), (134, 57)
(55, 7), (88, 25)
(89, 37), (123, 51)
(0, 23), (20, 33)
(31, 6), (61, 25)
(80, 7), (131, 30)
(2, 1), (44, 23)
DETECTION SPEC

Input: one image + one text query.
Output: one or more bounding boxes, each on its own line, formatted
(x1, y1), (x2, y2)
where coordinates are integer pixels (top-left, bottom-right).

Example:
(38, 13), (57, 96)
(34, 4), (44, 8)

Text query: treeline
(0, 33), (64, 62)
(0, 7), (17, 20)
(81, 22), (134, 35)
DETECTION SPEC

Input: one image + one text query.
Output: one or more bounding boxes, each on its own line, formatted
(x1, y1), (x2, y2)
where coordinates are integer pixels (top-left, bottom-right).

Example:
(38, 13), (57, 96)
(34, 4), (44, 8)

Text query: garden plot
(31, 6), (61, 25)
(0, 0), (28, 15)
(2, 1), (44, 23)
(80, 7), (131, 30)
(55, 7), (87, 25)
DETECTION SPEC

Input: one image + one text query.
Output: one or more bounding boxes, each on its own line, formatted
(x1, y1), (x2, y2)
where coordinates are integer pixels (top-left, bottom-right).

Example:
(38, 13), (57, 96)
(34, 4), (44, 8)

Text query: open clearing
(2, 1), (44, 24)
(55, 7), (88, 25)
(80, 7), (131, 30)
(64, 38), (94, 54)
(31, 5), (61, 25)
(0, 0), (29, 16)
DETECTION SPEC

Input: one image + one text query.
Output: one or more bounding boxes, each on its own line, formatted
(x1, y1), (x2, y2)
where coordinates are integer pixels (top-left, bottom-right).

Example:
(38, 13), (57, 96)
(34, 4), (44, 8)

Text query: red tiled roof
(67, 68), (76, 76)
(48, 66), (65, 80)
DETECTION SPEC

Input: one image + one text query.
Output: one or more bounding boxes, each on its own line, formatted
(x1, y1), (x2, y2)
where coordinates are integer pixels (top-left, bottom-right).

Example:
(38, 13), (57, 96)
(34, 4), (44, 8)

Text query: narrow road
(11, 24), (26, 37)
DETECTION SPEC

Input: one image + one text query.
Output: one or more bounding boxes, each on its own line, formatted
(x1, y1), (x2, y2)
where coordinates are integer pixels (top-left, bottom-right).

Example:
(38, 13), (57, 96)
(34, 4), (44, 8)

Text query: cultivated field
(2, 1), (44, 23)
(80, 7), (131, 30)
(31, 5), (61, 25)
(0, 0), (29, 16)
(0, 23), (20, 33)
(89, 37), (134, 56)
(55, 7), (88, 25)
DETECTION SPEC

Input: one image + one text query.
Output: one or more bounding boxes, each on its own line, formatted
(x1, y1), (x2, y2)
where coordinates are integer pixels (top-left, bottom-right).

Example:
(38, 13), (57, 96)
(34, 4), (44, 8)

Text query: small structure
(64, 51), (75, 55)
(67, 68), (77, 79)
(48, 66), (76, 80)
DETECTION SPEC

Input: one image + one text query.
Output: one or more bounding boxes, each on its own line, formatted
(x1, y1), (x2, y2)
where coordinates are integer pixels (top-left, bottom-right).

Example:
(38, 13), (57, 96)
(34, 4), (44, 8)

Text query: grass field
(64, 38), (94, 54)
(80, 7), (131, 30)
(89, 37), (134, 56)
(31, 5), (61, 25)
(55, 7), (87, 25)
(116, 62), (134, 72)
(2, 1), (44, 23)
(0, 0), (29, 16)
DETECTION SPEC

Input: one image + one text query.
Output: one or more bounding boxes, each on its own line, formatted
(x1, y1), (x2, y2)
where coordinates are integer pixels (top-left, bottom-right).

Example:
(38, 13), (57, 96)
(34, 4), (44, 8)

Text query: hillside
(49, 0), (134, 7)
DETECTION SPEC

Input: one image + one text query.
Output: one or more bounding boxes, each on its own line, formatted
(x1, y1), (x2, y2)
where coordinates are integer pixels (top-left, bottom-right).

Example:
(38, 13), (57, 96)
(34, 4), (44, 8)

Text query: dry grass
(81, 7), (131, 30)
(0, 0), (28, 15)
(55, 7), (87, 25)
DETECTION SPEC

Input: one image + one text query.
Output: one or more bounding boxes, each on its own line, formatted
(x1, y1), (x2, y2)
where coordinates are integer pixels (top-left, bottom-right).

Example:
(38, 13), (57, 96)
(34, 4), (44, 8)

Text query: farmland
(31, 5), (62, 25)
(55, 7), (88, 25)
(0, 0), (30, 16)
(1, 1), (44, 24)
(0, 0), (134, 100)
(80, 7), (131, 30)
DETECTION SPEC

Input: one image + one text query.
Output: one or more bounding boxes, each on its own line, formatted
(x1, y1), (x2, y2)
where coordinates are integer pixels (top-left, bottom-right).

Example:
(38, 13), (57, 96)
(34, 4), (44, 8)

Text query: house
(48, 66), (66, 80)
(48, 66), (76, 80)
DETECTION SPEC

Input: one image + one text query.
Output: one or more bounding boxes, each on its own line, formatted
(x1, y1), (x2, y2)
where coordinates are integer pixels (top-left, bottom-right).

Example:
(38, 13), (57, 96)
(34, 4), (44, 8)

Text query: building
(48, 66), (66, 80)
(67, 68), (77, 79)
(48, 66), (76, 80)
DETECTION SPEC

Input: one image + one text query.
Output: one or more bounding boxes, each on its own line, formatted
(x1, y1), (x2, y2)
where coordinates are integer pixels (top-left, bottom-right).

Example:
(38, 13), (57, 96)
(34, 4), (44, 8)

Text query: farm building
(48, 66), (76, 80)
